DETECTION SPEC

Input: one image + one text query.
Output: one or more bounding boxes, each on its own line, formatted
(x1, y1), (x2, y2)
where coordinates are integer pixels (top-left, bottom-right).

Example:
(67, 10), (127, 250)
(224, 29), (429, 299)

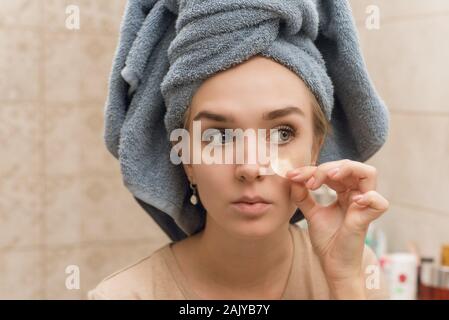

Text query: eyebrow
(192, 105), (305, 122)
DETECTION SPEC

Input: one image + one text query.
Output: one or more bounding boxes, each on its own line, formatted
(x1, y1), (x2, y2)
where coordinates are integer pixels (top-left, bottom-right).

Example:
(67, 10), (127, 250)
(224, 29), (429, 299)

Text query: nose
(235, 163), (263, 182)
(235, 139), (263, 182)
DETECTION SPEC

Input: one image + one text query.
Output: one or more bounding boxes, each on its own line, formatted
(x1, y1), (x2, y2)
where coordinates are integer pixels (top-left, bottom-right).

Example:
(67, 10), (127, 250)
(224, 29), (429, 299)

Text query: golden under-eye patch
(271, 158), (295, 177)
(260, 153), (311, 178)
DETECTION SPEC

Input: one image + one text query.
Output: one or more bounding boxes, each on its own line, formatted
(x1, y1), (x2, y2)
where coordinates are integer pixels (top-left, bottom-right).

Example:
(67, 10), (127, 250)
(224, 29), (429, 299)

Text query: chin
(225, 216), (286, 239)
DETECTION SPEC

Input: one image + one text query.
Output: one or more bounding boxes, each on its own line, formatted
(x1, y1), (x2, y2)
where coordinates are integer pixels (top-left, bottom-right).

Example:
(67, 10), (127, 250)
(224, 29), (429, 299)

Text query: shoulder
(87, 244), (182, 300)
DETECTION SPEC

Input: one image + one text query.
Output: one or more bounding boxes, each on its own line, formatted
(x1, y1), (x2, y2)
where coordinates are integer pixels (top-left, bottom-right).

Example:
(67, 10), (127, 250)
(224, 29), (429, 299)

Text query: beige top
(87, 224), (390, 300)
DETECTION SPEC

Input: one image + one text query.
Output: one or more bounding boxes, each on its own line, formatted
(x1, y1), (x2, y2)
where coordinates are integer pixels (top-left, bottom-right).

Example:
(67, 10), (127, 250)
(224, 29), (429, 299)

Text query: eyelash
(274, 124), (297, 144)
(203, 124), (298, 145)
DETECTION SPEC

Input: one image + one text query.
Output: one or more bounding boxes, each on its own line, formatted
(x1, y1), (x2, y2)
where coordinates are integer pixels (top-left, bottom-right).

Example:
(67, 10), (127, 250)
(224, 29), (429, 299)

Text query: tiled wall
(0, 0), (448, 299)
(349, 0), (449, 260)
(0, 0), (169, 299)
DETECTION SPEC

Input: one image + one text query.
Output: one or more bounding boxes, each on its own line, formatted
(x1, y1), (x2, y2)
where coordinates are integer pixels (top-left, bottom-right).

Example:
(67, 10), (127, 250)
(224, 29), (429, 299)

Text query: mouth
(231, 196), (272, 216)
(232, 195), (272, 204)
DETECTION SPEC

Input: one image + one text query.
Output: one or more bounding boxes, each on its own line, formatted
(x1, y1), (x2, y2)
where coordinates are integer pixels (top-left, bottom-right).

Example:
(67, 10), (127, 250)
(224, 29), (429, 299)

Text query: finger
(287, 166), (317, 183)
(348, 191), (389, 230)
(335, 188), (363, 213)
(286, 165), (317, 177)
(290, 181), (319, 220)
(328, 160), (377, 193)
(288, 166), (320, 219)
(352, 191), (389, 212)
(304, 160), (349, 190)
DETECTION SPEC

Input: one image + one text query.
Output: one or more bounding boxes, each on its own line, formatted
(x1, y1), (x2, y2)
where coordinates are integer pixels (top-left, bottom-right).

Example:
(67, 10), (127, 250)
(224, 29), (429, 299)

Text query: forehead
(189, 55), (316, 120)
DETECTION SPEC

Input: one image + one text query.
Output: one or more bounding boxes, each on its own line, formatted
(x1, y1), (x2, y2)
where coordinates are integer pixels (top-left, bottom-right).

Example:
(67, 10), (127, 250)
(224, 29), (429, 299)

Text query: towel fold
(104, 0), (390, 241)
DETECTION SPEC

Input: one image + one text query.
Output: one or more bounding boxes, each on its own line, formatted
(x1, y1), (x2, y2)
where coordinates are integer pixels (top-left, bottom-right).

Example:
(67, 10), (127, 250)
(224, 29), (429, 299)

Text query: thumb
(290, 181), (319, 221)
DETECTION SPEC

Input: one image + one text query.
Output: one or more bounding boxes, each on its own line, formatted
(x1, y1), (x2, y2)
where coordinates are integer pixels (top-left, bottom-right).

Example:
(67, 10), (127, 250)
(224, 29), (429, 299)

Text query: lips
(231, 195), (272, 216)
(232, 195), (272, 204)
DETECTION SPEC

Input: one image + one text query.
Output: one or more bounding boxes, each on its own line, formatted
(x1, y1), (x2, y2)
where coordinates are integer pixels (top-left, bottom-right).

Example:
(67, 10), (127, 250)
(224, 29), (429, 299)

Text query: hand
(286, 159), (389, 293)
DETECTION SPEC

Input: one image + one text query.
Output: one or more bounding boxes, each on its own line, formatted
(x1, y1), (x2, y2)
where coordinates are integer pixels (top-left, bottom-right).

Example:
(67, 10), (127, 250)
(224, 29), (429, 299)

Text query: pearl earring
(189, 182), (198, 205)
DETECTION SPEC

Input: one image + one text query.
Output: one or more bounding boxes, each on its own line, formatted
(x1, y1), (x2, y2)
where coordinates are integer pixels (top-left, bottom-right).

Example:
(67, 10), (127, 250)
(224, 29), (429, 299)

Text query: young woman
(88, 55), (390, 300)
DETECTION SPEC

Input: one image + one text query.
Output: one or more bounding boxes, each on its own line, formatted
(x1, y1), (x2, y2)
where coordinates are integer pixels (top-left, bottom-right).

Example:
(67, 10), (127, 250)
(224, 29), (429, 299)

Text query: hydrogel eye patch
(259, 152), (312, 178)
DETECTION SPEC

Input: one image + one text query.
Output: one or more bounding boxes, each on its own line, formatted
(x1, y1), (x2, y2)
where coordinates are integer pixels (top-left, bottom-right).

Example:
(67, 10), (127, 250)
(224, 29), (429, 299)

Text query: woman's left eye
(270, 125), (296, 145)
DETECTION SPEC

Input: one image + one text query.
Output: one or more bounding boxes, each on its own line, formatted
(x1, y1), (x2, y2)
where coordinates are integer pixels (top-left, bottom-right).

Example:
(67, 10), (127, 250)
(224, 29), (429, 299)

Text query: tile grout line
(76, 9), (84, 297)
(38, 0), (47, 300)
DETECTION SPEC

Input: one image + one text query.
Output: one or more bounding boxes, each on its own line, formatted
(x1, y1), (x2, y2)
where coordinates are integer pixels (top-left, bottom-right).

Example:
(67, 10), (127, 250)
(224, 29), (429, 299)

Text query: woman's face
(183, 55), (320, 238)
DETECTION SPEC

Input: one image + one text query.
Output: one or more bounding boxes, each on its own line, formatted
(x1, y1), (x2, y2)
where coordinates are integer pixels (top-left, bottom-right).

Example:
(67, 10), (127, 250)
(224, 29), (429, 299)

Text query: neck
(192, 217), (294, 293)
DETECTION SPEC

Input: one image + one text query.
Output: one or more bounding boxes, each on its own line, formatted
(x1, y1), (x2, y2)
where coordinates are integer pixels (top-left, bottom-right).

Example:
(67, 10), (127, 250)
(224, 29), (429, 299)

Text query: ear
(171, 139), (195, 183)
(183, 162), (194, 184)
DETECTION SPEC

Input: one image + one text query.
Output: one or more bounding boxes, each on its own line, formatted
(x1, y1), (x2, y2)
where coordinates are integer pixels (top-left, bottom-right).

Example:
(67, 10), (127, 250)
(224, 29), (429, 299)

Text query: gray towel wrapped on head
(104, 0), (390, 241)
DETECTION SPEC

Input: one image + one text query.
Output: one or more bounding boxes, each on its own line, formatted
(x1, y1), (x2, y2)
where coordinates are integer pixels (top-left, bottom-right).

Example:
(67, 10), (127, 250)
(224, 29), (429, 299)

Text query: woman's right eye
(203, 129), (233, 145)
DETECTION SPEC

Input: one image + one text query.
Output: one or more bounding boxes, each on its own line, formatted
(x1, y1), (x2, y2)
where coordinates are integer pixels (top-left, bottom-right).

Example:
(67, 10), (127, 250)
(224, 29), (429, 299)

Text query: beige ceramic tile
(375, 203), (421, 254)
(77, 0), (126, 34)
(80, 174), (169, 243)
(0, 175), (42, 249)
(44, 176), (82, 246)
(78, 105), (119, 175)
(0, 249), (44, 299)
(78, 35), (116, 102)
(80, 241), (164, 299)
(44, 246), (83, 299)
(350, 0), (449, 24)
(43, 104), (82, 175)
(376, 203), (449, 259)
(0, 0), (43, 28)
(356, 16), (449, 112)
(367, 113), (449, 213)
(43, 0), (125, 34)
(43, 0), (83, 33)
(43, 33), (81, 103)
(0, 104), (42, 177)
(0, 29), (41, 101)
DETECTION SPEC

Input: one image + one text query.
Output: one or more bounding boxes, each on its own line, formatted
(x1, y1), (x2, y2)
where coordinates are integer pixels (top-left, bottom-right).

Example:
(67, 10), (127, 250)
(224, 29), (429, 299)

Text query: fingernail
(352, 195), (363, 202)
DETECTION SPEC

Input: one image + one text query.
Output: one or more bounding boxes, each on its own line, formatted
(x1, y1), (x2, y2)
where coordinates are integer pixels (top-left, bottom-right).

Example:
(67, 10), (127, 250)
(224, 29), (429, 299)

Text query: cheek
(193, 164), (233, 203)
(277, 178), (295, 205)
(265, 176), (297, 217)
(274, 142), (314, 173)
